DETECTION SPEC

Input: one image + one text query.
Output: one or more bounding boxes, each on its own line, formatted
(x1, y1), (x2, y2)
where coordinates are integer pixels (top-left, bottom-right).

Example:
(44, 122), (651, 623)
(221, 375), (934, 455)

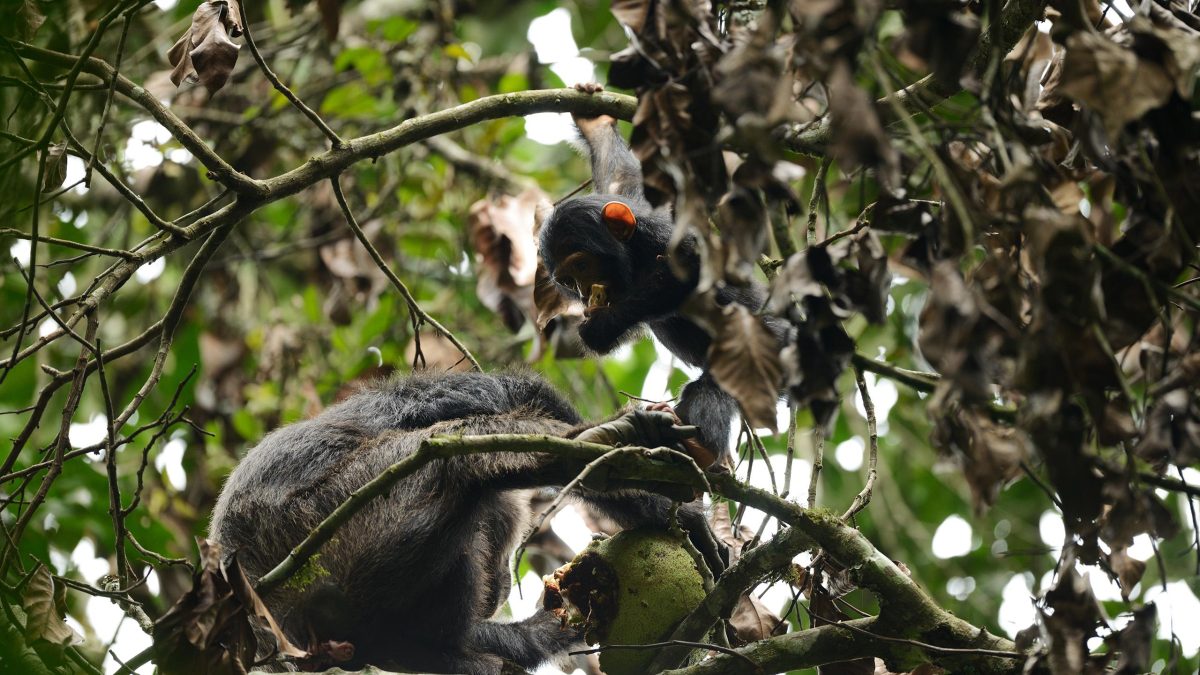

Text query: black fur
(210, 371), (718, 674)
(539, 112), (784, 458)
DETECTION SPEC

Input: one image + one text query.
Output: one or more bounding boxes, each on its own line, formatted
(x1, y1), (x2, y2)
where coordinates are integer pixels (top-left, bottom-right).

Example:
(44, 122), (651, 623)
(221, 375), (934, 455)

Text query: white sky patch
(947, 575), (976, 601)
(550, 57), (595, 87)
(998, 573), (1036, 637)
(931, 514), (973, 559)
(166, 147), (194, 165)
(737, 453), (813, 534)
(524, 9), (596, 145)
(524, 112), (579, 146)
(64, 155), (89, 195)
(69, 413), (109, 449)
(124, 120), (173, 171)
(10, 239), (31, 267)
(507, 570), (545, 620)
(755, 580), (796, 615)
(145, 570), (161, 595)
(135, 257), (165, 284)
(835, 437), (864, 471)
(155, 435), (188, 491)
(71, 538), (111, 583)
(527, 9), (579, 63)
(1079, 563), (1125, 603)
(1127, 533), (1155, 562)
(58, 271), (77, 298)
(550, 505), (592, 554)
(154, 0), (178, 10)
(94, 598), (153, 674)
(38, 318), (58, 338)
(1105, 0), (1134, 18)
(1038, 510), (1065, 551)
(1144, 581), (1200, 656)
(853, 372), (897, 434)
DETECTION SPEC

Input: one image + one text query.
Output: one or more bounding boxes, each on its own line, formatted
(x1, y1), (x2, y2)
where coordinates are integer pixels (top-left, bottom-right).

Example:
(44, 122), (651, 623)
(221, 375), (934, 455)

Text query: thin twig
(808, 426), (824, 508)
(330, 175), (482, 372)
(572, 639), (759, 670)
(237, 4), (343, 148)
(843, 366), (879, 521)
(512, 447), (627, 580)
(96, 337), (129, 587)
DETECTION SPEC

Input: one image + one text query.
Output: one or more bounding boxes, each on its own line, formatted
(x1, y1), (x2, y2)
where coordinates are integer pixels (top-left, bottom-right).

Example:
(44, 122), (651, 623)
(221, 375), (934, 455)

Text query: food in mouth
(586, 283), (609, 314)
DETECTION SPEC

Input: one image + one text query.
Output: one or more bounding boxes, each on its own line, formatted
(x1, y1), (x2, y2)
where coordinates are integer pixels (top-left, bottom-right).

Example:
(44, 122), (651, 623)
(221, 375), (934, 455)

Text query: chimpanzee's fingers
(671, 425), (700, 439)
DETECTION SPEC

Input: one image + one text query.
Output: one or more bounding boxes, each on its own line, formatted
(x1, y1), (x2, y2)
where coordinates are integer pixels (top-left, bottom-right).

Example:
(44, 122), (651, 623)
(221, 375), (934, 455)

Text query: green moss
(282, 554), (330, 593)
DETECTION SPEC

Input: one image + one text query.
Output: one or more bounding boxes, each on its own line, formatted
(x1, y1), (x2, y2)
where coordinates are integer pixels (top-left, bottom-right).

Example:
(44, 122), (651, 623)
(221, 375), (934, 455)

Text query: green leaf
(231, 410), (264, 442)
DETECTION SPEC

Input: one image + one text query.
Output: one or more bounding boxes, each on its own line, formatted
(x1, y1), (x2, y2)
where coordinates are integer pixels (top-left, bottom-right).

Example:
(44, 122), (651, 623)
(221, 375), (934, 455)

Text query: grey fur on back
(209, 371), (583, 673)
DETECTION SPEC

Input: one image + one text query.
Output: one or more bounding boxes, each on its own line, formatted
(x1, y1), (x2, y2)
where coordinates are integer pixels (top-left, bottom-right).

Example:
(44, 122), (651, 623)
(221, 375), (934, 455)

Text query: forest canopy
(1, 0), (1199, 673)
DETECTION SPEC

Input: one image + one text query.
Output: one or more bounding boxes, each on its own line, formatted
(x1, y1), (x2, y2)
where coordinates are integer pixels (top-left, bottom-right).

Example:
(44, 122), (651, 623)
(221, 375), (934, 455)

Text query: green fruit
(550, 529), (706, 675)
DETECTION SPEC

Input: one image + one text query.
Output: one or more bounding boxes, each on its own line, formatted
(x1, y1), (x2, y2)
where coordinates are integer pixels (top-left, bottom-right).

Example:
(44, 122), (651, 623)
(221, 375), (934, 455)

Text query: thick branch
(250, 433), (1017, 673)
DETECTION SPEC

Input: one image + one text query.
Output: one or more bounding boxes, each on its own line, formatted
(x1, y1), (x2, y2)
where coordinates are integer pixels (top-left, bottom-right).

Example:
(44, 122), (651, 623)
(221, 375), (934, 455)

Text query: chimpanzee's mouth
(585, 283), (610, 316)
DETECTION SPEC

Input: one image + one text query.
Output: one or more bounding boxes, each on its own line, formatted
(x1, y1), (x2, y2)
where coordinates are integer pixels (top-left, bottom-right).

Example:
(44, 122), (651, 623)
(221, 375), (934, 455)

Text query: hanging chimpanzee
(209, 370), (722, 674)
(538, 83), (783, 465)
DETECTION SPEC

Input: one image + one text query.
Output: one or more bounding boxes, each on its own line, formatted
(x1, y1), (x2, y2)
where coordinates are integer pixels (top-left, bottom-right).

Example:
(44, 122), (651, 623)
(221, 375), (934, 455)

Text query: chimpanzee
(209, 371), (721, 674)
(538, 83), (781, 464)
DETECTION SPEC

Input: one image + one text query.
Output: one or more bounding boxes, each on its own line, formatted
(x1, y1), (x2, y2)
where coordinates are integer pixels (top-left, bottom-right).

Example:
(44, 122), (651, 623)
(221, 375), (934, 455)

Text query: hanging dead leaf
(1106, 547), (1145, 601)
(152, 538), (261, 675)
(222, 556), (306, 662)
(708, 502), (755, 562)
(21, 565), (82, 648)
(533, 261), (578, 332)
(41, 142), (67, 193)
(716, 186), (768, 285)
(707, 304), (783, 432)
(1056, 24), (1198, 140)
(1107, 604), (1155, 675)
(729, 594), (786, 643)
(168, 0), (244, 96)
(610, 0), (649, 33)
(470, 189), (544, 332)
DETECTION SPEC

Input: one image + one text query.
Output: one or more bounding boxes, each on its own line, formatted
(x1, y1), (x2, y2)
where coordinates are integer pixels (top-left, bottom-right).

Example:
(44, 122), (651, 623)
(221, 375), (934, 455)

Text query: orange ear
(601, 201), (637, 241)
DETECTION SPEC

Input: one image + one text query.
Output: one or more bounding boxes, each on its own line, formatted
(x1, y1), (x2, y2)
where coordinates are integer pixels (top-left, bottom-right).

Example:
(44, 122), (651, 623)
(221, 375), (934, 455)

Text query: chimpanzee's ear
(601, 201), (636, 241)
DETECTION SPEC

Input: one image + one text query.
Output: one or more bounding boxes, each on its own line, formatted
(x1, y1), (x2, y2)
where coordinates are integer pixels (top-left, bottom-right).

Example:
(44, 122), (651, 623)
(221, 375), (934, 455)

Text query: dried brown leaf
(716, 186), (768, 284)
(610, 0), (649, 33)
(707, 304), (783, 432)
(1058, 29), (1175, 139)
(169, 0), (244, 96)
(1106, 547), (1145, 600)
(316, 0), (341, 39)
(21, 566), (82, 648)
(41, 142), (67, 193)
(729, 594), (786, 642)
(470, 189), (544, 332)
(152, 539), (260, 675)
(223, 556), (306, 660)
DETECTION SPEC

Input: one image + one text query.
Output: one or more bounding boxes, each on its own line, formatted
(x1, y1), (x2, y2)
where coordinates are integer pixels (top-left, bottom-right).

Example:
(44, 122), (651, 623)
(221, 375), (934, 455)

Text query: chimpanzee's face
(539, 195), (639, 323)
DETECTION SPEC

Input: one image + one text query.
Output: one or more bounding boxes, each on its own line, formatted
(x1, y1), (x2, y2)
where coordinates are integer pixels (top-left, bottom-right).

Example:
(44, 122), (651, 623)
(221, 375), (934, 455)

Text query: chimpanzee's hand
(646, 402), (722, 469)
(574, 410), (698, 450)
(571, 82), (618, 132)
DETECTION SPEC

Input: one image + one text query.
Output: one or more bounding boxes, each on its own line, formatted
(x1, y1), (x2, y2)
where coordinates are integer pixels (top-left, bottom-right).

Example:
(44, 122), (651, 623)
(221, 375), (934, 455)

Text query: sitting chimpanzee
(538, 84), (784, 465)
(209, 371), (721, 674)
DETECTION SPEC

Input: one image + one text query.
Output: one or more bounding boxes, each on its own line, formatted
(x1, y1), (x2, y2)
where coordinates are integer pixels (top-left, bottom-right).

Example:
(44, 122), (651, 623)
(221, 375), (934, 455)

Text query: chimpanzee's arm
(573, 83), (645, 200)
(676, 373), (740, 466)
